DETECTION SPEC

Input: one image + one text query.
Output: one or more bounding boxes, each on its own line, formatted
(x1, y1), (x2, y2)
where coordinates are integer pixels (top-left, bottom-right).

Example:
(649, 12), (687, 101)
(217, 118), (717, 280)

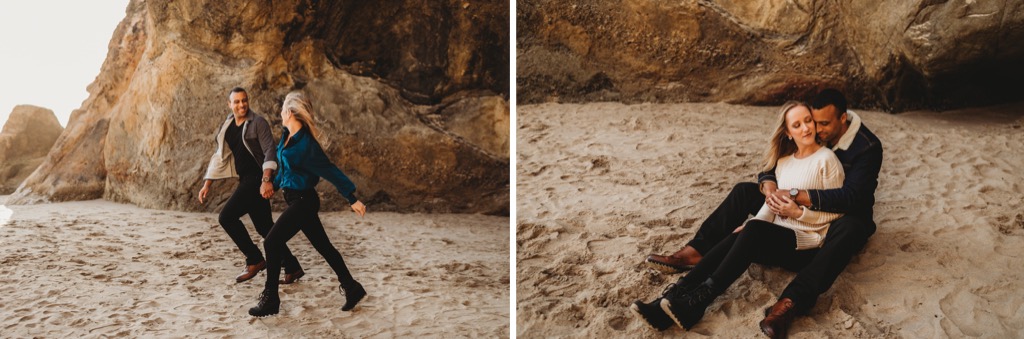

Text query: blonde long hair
(761, 101), (812, 172)
(282, 91), (327, 146)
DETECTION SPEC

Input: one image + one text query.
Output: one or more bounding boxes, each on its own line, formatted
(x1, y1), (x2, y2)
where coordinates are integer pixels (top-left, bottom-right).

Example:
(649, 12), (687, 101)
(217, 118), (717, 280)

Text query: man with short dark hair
(199, 87), (305, 284)
(634, 89), (883, 336)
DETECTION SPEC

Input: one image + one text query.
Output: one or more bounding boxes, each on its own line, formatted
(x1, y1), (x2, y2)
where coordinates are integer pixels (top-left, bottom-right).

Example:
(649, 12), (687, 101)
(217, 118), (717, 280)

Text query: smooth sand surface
(0, 198), (509, 337)
(516, 102), (1024, 338)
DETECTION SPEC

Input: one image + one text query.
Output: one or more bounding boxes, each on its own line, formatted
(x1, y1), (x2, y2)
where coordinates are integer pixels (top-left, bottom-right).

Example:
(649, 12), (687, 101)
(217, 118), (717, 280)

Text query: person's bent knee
(830, 216), (875, 240)
(217, 211), (235, 227)
(741, 219), (776, 235)
(733, 182), (759, 194)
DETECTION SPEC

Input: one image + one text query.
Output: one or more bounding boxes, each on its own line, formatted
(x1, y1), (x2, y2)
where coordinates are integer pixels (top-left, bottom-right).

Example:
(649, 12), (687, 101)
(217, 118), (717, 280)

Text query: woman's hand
(351, 201), (367, 217)
(767, 193), (802, 219)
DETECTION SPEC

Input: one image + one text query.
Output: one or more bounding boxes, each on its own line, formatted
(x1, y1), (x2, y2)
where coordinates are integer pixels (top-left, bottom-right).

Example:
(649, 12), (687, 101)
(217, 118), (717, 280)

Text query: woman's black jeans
(263, 188), (357, 295)
(218, 175), (301, 272)
(683, 182), (875, 314)
(679, 220), (818, 310)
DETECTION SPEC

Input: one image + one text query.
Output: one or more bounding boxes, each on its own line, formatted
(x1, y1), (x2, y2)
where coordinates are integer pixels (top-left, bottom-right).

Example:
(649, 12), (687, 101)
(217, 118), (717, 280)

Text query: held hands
(766, 191), (802, 219)
(351, 201), (367, 217)
(260, 182), (274, 199)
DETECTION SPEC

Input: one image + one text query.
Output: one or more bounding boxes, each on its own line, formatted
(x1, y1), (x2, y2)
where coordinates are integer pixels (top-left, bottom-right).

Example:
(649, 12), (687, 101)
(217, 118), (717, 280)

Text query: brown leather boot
(759, 298), (795, 338)
(235, 260), (267, 283)
(280, 268), (305, 284)
(644, 246), (702, 274)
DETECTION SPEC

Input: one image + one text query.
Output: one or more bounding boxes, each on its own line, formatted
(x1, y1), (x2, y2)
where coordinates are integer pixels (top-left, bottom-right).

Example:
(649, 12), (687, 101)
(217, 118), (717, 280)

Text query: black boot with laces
(630, 278), (702, 331)
(248, 289), (280, 317)
(659, 278), (721, 329)
(339, 281), (366, 311)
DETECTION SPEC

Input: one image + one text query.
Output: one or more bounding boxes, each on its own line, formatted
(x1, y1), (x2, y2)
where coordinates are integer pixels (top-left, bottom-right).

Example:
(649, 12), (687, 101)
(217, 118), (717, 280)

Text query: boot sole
(644, 259), (693, 275)
(249, 307), (279, 317)
(341, 293), (365, 311)
(630, 301), (671, 331)
(250, 311), (279, 318)
(658, 298), (703, 330)
(658, 299), (685, 329)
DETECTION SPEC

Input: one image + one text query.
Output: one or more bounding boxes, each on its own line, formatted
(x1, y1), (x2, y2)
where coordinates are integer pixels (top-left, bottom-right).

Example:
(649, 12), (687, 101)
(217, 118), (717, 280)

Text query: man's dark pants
(683, 182), (876, 313)
(219, 175), (302, 273)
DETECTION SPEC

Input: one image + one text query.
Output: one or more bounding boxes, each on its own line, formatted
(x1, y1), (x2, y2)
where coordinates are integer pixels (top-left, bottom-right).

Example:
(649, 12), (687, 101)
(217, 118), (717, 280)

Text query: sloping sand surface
(517, 102), (1024, 338)
(0, 199), (509, 337)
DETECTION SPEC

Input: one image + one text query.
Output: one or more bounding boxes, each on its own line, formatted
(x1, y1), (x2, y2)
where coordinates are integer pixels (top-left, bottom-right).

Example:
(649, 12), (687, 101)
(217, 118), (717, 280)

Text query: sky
(0, 1), (130, 128)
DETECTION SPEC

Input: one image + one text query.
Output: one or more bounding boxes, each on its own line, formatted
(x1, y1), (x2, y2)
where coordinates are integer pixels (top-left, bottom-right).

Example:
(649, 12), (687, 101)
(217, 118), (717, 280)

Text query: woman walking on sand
(249, 91), (369, 317)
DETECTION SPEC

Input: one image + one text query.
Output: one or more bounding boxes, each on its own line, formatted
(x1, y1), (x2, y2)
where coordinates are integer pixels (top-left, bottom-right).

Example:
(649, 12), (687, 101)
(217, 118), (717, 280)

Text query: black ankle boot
(630, 298), (673, 331)
(339, 281), (366, 311)
(248, 290), (280, 317)
(659, 278), (721, 329)
(661, 278), (702, 301)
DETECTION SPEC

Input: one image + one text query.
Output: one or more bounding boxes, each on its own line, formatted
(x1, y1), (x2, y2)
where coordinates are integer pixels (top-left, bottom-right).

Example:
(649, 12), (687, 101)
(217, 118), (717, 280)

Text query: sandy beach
(516, 102), (1024, 338)
(0, 198), (509, 337)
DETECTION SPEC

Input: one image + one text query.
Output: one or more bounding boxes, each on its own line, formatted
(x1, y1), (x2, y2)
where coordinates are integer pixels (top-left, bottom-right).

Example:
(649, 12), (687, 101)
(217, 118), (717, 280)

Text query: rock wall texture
(8, 0), (509, 214)
(518, 0), (1024, 111)
(0, 105), (63, 194)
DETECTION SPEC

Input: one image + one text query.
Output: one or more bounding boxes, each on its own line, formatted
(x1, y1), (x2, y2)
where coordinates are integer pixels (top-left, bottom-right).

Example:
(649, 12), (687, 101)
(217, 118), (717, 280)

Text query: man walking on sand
(198, 87), (306, 284)
(634, 89), (883, 337)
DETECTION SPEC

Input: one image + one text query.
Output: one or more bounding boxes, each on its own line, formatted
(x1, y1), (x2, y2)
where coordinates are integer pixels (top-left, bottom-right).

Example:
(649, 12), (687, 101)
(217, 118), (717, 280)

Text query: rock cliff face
(0, 105), (63, 194)
(8, 0), (509, 214)
(518, 0), (1024, 111)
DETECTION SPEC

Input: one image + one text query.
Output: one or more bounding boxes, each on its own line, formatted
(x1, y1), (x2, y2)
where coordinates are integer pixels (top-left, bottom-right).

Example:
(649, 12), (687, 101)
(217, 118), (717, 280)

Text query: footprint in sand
(938, 282), (1009, 337)
(586, 237), (637, 257)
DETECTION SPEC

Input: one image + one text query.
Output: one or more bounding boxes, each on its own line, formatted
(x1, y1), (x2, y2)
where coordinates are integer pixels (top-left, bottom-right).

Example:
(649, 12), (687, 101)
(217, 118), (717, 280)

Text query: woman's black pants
(680, 220), (819, 311)
(263, 189), (357, 295)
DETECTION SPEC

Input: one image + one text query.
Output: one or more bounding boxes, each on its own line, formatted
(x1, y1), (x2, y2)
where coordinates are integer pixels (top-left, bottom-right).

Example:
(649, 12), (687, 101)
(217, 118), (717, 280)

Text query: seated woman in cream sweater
(631, 101), (845, 333)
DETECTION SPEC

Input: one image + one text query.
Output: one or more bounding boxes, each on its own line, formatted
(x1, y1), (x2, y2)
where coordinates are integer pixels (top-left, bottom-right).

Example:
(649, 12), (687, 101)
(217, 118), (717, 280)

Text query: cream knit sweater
(753, 146), (845, 250)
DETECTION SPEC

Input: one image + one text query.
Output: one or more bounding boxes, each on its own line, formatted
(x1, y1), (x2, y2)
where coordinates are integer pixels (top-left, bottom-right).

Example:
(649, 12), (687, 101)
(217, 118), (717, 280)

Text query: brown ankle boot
(759, 298), (795, 338)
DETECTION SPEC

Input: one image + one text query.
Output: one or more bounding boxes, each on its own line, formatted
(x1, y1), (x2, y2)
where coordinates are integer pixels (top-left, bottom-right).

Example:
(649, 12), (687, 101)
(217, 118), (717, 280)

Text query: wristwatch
(789, 188), (799, 201)
(262, 177), (272, 183)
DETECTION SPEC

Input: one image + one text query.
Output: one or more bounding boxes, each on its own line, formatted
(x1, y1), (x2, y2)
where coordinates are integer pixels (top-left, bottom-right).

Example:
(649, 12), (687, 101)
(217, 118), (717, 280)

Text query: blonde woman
(249, 91), (368, 317)
(632, 101), (844, 336)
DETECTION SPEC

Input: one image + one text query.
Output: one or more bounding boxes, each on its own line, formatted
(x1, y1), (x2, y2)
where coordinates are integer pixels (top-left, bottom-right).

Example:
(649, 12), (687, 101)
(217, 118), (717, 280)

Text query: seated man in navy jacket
(638, 89), (883, 336)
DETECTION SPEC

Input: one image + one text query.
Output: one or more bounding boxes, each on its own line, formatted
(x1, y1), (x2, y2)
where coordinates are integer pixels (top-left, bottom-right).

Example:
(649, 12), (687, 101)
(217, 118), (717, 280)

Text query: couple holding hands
(198, 87), (367, 317)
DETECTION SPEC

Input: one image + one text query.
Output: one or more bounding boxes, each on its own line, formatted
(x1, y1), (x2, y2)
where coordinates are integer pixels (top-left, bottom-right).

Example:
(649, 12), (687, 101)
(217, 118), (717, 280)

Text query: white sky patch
(0, 1), (129, 128)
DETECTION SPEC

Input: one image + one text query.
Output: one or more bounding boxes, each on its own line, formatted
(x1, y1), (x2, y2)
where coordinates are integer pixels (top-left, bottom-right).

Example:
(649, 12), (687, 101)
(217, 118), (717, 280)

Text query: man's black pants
(218, 175), (302, 272)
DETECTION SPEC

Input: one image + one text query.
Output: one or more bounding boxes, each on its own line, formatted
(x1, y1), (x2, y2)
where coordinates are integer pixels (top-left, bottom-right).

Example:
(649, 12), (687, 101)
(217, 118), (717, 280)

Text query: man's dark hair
(811, 88), (847, 117)
(228, 87), (247, 100)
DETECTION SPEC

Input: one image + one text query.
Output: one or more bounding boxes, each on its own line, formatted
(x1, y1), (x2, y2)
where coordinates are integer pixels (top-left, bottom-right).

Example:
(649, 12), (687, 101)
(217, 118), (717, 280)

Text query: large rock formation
(518, 0), (1024, 111)
(8, 0), (509, 214)
(0, 105), (63, 194)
